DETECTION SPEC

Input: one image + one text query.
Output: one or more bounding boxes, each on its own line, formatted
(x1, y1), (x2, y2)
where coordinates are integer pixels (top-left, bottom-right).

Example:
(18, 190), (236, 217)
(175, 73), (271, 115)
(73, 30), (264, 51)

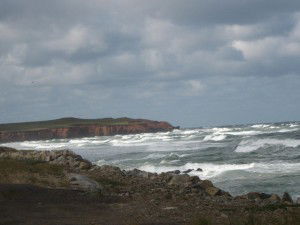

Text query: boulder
(168, 175), (190, 186)
(268, 194), (281, 203)
(206, 187), (222, 196)
(126, 168), (154, 178)
(199, 180), (213, 189)
(79, 161), (91, 170)
(67, 173), (102, 193)
(196, 168), (203, 172)
(282, 192), (293, 204)
(167, 170), (181, 175)
(246, 192), (271, 200)
(183, 169), (193, 174)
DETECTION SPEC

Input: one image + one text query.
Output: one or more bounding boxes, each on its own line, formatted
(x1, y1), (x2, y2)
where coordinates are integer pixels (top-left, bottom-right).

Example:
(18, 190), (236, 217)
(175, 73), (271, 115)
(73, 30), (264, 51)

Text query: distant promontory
(0, 117), (177, 143)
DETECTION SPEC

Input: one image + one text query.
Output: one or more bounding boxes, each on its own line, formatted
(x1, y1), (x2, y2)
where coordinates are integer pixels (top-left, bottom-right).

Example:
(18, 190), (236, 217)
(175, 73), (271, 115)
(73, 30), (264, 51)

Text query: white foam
(226, 130), (262, 136)
(143, 153), (166, 160)
(203, 134), (227, 141)
(1, 141), (68, 150)
(138, 161), (300, 180)
(211, 127), (231, 132)
(235, 138), (300, 153)
(138, 162), (255, 179)
(277, 128), (299, 133)
(249, 162), (300, 174)
(251, 124), (270, 128)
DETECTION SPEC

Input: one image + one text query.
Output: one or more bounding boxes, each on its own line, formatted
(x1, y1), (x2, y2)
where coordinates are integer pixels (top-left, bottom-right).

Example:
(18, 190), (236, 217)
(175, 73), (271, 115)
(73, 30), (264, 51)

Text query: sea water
(2, 121), (300, 199)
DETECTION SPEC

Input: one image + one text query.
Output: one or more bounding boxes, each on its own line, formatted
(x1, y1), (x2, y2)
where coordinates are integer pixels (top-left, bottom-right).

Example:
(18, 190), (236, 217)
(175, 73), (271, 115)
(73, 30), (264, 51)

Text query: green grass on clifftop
(0, 117), (148, 132)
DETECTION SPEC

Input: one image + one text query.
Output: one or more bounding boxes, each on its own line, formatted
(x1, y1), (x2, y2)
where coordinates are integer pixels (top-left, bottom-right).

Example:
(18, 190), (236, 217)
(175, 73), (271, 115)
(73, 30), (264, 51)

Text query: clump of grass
(0, 158), (67, 187)
(0, 158), (64, 176)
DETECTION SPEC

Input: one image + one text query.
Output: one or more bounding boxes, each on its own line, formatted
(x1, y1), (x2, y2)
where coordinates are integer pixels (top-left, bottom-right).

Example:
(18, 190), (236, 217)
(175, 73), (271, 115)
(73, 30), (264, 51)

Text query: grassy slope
(0, 117), (145, 132)
(0, 158), (67, 187)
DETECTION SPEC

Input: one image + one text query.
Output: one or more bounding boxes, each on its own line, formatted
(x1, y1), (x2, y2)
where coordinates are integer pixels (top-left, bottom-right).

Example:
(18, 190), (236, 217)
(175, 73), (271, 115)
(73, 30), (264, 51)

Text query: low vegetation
(0, 158), (67, 187)
(0, 117), (143, 132)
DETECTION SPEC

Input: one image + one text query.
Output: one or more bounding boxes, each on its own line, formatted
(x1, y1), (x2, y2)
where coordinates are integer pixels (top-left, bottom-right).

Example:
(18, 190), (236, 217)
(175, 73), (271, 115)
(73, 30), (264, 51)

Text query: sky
(0, 0), (300, 127)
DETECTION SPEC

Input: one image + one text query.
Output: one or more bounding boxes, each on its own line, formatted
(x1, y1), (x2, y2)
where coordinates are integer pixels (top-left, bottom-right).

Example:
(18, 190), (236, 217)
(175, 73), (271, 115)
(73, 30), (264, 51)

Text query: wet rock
(196, 168), (203, 172)
(167, 170), (181, 175)
(183, 169), (193, 174)
(68, 173), (102, 193)
(282, 192), (293, 204)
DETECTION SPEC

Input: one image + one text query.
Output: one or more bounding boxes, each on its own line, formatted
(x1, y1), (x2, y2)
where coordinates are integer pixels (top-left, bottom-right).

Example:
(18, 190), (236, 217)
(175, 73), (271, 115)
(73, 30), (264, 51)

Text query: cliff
(0, 117), (177, 143)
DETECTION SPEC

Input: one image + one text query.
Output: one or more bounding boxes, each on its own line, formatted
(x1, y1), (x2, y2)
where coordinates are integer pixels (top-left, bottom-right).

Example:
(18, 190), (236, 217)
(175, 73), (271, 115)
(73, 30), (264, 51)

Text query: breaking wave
(138, 161), (300, 180)
(235, 138), (300, 153)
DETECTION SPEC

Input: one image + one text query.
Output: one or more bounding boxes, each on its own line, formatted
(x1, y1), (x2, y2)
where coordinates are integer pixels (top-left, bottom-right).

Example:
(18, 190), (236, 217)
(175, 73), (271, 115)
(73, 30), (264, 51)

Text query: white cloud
(183, 80), (205, 96)
(44, 25), (107, 54)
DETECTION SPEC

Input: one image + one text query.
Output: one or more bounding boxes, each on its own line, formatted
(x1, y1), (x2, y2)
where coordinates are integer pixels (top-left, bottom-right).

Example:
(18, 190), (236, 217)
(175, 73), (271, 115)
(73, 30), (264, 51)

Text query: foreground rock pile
(0, 146), (299, 225)
(0, 146), (92, 170)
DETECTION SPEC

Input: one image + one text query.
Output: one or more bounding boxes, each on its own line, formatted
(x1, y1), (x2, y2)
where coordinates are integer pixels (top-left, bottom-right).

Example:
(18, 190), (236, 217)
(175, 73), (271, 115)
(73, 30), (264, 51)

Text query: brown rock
(269, 194), (281, 203)
(199, 180), (213, 189)
(168, 175), (190, 186)
(282, 192), (293, 204)
(206, 187), (222, 196)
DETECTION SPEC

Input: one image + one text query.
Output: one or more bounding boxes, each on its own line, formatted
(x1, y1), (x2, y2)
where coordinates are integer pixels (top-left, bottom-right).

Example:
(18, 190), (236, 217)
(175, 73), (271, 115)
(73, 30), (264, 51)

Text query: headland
(0, 117), (177, 143)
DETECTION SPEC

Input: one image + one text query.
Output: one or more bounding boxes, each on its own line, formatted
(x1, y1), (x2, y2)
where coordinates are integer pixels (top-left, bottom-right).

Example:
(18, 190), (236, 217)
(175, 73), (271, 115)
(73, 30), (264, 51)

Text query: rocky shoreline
(1, 147), (300, 225)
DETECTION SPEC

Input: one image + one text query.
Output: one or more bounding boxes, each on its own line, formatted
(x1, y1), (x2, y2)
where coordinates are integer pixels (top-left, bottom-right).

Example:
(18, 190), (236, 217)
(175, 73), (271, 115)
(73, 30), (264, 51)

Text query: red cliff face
(0, 121), (176, 143)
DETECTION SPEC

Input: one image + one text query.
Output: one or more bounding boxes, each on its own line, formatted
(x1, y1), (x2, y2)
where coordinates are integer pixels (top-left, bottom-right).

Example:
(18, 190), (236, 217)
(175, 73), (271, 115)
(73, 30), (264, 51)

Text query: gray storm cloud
(0, 0), (300, 126)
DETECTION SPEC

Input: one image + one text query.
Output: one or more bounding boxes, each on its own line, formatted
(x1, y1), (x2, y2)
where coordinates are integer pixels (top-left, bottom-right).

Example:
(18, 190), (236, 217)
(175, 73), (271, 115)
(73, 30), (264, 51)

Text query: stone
(163, 207), (177, 210)
(246, 192), (271, 200)
(189, 176), (201, 184)
(79, 161), (91, 170)
(168, 175), (190, 186)
(206, 187), (222, 196)
(68, 173), (102, 193)
(196, 168), (203, 172)
(282, 192), (293, 204)
(199, 180), (213, 189)
(183, 169), (193, 174)
(167, 170), (181, 175)
(126, 168), (152, 178)
(269, 194), (281, 203)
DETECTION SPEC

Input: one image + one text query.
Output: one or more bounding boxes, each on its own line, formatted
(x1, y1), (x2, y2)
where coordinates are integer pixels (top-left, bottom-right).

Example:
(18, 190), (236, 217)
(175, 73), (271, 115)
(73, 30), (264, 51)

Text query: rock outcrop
(1, 147), (299, 225)
(0, 118), (176, 143)
(0, 147), (92, 171)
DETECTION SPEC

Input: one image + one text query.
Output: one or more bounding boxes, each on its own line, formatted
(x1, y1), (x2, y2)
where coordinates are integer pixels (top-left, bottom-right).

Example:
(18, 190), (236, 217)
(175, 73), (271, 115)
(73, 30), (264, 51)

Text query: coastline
(0, 117), (176, 143)
(1, 147), (300, 225)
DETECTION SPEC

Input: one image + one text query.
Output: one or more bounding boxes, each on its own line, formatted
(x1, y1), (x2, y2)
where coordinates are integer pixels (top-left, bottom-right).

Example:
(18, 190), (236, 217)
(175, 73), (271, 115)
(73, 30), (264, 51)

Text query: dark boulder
(282, 192), (293, 204)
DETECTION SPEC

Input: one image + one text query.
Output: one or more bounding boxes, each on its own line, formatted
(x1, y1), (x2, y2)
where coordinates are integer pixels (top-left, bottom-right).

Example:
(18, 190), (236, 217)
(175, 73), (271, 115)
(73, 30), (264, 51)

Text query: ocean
(2, 121), (300, 199)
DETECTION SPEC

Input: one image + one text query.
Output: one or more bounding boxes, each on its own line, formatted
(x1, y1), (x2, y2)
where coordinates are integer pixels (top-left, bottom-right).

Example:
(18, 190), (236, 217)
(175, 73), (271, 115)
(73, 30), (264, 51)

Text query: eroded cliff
(0, 118), (176, 143)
